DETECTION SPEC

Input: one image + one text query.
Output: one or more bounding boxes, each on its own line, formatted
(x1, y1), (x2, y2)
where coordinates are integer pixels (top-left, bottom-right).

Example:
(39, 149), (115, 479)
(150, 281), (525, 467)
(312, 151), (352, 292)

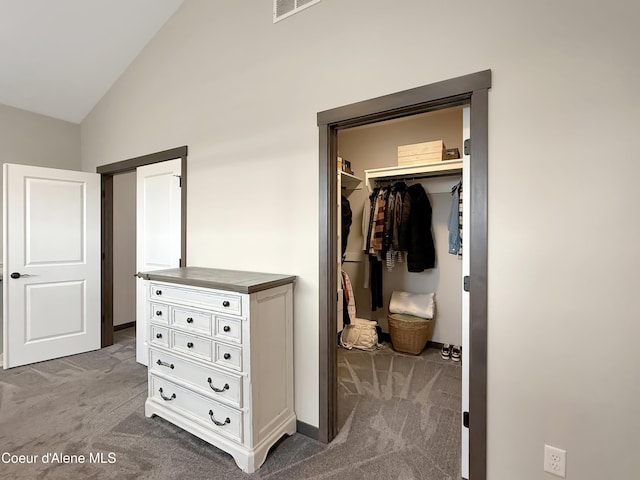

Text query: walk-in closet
(335, 106), (469, 478)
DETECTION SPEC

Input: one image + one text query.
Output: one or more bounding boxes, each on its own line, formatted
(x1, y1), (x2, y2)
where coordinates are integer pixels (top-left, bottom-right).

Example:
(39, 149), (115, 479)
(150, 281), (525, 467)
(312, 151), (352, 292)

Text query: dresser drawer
(151, 303), (169, 324)
(149, 349), (242, 407)
(149, 374), (243, 444)
(214, 342), (243, 371)
(150, 283), (242, 316)
(172, 331), (212, 361)
(214, 316), (242, 344)
(172, 307), (212, 335)
(150, 325), (169, 347)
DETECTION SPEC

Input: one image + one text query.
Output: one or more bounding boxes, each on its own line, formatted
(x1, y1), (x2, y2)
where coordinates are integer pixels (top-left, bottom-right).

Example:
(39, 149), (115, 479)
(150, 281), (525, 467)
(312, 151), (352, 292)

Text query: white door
(3, 164), (100, 368)
(136, 159), (182, 365)
(461, 106), (471, 479)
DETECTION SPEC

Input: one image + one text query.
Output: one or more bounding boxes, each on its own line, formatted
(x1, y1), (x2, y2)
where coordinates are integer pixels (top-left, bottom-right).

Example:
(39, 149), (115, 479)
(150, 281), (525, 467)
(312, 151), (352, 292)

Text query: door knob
(10, 272), (32, 279)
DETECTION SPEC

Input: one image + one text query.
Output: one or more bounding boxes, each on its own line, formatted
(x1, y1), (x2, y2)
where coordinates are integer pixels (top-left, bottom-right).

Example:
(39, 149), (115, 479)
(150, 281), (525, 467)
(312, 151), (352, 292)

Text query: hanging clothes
(341, 270), (355, 325)
(383, 188), (395, 253)
(448, 181), (462, 256)
(362, 188), (381, 303)
(361, 193), (374, 289)
(385, 182), (406, 271)
(369, 256), (383, 311)
(366, 189), (379, 254)
(405, 183), (436, 272)
(398, 187), (412, 252)
(341, 195), (352, 259)
(370, 188), (387, 256)
(362, 191), (374, 253)
(362, 181), (437, 307)
(367, 188), (387, 309)
(391, 183), (405, 252)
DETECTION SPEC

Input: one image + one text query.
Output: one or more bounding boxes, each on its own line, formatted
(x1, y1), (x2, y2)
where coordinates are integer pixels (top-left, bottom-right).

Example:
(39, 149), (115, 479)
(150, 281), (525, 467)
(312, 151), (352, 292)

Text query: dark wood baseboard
(114, 321), (135, 332)
(296, 420), (319, 440)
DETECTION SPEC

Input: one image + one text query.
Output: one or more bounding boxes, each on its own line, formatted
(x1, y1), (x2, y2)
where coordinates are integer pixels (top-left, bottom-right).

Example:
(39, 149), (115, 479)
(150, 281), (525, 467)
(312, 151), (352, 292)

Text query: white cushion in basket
(389, 291), (435, 319)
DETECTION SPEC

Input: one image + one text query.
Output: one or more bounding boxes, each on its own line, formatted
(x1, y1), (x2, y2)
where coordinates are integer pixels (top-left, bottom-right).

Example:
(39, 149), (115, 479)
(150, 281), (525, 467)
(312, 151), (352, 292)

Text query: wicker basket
(387, 313), (434, 355)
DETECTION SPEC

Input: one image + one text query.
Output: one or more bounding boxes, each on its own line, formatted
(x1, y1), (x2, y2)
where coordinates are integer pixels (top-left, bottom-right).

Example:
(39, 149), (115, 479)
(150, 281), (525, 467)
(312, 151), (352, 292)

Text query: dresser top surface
(137, 267), (296, 294)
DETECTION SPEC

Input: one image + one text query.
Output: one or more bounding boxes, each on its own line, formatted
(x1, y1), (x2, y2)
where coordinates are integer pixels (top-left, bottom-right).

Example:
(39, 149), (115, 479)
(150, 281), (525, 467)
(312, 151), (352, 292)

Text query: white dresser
(138, 267), (296, 473)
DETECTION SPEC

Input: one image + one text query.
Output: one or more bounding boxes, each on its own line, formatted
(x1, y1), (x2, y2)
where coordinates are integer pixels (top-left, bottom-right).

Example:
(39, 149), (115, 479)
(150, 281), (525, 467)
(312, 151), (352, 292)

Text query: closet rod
(372, 170), (462, 184)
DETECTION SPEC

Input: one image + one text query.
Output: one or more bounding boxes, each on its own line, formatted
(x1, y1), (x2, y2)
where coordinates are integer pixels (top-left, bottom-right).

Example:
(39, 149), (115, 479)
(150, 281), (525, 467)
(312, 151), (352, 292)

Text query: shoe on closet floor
(451, 345), (461, 362)
(441, 344), (451, 360)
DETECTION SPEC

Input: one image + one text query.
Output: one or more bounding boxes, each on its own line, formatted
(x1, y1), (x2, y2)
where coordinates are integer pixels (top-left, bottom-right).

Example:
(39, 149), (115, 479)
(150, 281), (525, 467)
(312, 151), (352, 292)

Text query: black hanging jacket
(406, 184), (436, 272)
(341, 195), (352, 258)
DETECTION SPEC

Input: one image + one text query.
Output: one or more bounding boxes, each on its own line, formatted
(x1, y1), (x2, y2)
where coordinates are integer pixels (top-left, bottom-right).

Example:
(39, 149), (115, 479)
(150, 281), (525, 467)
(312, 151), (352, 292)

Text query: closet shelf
(340, 170), (363, 192)
(364, 159), (463, 191)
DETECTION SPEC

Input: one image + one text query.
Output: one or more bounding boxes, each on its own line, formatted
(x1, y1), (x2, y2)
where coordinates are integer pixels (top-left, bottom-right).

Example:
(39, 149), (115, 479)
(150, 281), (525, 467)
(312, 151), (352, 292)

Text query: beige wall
(80, 1), (640, 478)
(0, 104), (81, 225)
(0, 103), (81, 357)
(339, 108), (463, 344)
(0, 104), (81, 170)
(112, 171), (137, 327)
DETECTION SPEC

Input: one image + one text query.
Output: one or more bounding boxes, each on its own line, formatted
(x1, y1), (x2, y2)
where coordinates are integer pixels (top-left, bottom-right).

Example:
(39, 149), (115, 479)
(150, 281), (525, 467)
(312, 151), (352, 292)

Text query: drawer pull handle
(156, 359), (175, 369)
(187, 342), (194, 348)
(186, 317), (194, 324)
(159, 387), (176, 401)
(156, 310), (162, 316)
(223, 325), (231, 333)
(155, 290), (162, 295)
(223, 353), (231, 360)
(207, 378), (230, 393)
(222, 300), (230, 307)
(156, 333), (163, 339)
(208, 410), (230, 427)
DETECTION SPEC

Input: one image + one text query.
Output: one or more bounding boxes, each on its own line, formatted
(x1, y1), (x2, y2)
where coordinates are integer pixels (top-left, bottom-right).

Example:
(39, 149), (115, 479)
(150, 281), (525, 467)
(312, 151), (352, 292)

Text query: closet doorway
(112, 170), (137, 339)
(98, 146), (188, 357)
(318, 71), (490, 480)
(337, 106), (468, 477)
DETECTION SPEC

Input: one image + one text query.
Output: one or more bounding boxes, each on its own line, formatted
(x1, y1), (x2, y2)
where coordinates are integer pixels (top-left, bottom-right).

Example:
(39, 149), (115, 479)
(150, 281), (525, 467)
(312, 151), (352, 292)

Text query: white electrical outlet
(544, 445), (566, 478)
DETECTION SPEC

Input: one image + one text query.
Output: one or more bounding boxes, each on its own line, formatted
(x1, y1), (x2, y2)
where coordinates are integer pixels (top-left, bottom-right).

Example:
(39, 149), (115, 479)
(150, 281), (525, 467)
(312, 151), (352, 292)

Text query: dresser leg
(144, 400), (156, 418)
(231, 452), (252, 474)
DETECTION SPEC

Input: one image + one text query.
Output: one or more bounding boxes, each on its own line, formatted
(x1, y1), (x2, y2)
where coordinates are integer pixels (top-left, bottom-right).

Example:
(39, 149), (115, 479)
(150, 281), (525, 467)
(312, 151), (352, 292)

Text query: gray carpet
(0, 329), (461, 479)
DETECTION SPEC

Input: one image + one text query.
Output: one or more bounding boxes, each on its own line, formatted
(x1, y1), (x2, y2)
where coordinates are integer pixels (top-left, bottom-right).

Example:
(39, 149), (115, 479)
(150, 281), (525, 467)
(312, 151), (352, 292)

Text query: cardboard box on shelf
(397, 140), (445, 166)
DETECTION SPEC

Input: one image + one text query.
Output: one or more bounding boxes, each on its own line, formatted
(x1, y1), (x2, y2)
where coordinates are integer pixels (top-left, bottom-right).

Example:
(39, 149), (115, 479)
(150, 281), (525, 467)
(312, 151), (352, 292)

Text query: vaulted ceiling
(0, 0), (184, 123)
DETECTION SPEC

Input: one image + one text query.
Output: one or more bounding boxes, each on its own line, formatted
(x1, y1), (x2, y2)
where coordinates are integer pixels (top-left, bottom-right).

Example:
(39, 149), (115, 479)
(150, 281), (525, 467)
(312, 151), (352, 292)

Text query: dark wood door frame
(317, 70), (491, 479)
(97, 146), (188, 347)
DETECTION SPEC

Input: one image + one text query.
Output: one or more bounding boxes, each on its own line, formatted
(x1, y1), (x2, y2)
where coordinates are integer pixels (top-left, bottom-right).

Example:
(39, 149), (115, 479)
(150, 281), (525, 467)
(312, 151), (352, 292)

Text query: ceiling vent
(273, 0), (321, 23)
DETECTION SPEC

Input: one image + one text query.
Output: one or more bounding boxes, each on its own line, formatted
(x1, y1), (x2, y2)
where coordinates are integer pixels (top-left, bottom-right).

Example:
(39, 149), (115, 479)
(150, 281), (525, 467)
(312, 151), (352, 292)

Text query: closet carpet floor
(0, 328), (461, 480)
